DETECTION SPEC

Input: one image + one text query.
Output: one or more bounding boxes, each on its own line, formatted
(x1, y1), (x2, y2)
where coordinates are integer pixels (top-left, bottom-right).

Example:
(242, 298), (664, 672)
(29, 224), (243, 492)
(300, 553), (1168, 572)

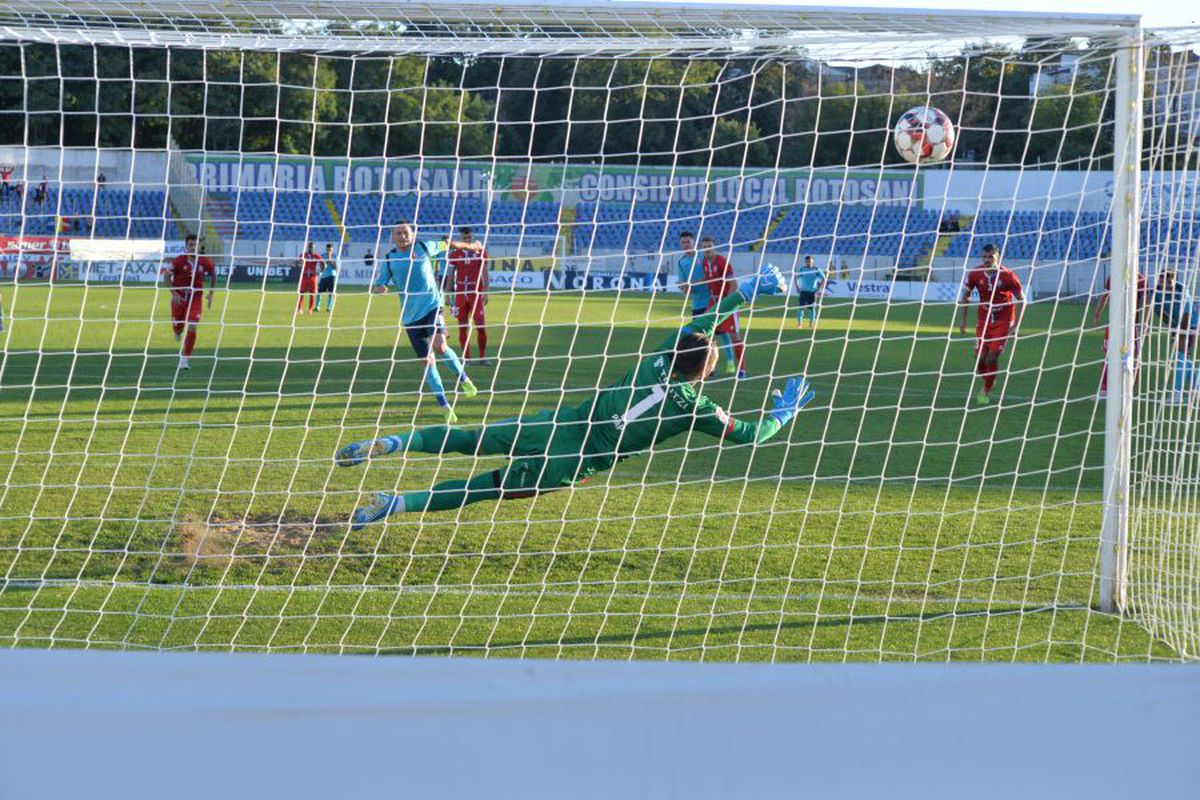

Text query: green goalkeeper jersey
(574, 289), (783, 471)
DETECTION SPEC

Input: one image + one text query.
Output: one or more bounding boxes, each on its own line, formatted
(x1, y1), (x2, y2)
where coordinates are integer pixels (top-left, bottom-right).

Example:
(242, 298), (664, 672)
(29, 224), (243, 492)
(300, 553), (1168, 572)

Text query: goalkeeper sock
(441, 347), (467, 380)
(424, 364), (449, 406)
(399, 471), (502, 513)
(381, 426), (478, 456)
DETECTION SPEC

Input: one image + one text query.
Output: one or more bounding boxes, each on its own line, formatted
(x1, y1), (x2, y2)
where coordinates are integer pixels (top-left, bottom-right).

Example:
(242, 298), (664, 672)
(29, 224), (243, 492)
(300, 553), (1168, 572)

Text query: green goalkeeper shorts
(478, 407), (595, 496)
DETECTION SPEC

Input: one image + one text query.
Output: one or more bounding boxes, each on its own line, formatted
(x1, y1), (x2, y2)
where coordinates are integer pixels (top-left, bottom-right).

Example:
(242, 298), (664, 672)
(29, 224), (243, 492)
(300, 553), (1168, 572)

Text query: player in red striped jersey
(958, 243), (1024, 405)
(700, 236), (746, 379)
(160, 234), (216, 371)
(446, 226), (491, 365)
(296, 241), (322, 315)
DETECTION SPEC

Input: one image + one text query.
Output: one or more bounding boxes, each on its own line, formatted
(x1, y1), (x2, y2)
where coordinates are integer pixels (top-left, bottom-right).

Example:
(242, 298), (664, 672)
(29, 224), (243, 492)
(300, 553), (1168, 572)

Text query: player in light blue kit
(794, 255), (825, 329)
(676, 231), (708, 319)
(375, 221), (482, 423)
(315, 242), (338, 312)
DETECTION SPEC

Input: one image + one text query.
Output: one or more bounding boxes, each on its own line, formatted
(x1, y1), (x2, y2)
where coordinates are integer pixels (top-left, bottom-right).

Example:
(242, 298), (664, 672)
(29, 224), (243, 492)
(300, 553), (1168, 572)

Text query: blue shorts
(405, 307), (446, 359)
(797, 290), (817, 307)
(691, 306), (707, 320)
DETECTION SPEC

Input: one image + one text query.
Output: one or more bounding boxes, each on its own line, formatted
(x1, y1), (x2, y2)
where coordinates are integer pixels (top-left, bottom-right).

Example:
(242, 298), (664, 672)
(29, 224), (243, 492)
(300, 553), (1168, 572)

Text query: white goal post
(1, 0), (1198, 661)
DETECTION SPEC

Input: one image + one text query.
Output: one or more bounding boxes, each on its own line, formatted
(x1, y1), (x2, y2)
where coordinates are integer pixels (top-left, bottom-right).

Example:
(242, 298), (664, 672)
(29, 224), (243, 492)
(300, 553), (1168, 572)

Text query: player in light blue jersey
(1154, 269), (1200, 405)
(315, 243), (338, 312)
(676, 231), (708, 319)
(794, 255), (825, 328)
(374, 221), (481, 423)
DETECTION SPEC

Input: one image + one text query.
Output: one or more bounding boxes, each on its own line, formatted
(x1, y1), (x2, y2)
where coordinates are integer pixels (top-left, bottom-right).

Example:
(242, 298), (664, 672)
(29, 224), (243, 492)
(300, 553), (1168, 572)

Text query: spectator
(840, 259), (850, 279)
(35, 176), (47, 208)
(0, 164), (11, 201)
(364, 249), (375, 272)
(96, 171), (107, 190)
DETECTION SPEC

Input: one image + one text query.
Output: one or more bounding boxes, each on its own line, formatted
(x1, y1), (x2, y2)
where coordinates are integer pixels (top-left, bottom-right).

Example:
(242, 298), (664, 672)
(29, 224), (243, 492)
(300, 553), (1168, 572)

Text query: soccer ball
(893, 106), (955, 165)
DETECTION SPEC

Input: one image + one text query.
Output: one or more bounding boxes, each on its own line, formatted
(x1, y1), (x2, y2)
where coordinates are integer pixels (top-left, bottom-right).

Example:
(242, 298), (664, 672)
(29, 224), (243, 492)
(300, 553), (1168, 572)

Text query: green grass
(0, 283), (1181, 660)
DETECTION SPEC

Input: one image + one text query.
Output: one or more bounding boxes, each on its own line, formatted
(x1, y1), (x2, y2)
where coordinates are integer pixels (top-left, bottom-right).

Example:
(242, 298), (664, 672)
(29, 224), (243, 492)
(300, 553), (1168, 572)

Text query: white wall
(924, 168), (1114, 215)
(0, 147), (169, 188)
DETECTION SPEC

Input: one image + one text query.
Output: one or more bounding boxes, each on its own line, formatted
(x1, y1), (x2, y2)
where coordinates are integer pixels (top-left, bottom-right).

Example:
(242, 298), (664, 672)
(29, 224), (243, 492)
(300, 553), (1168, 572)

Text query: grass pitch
(0, 283), (1181, 660)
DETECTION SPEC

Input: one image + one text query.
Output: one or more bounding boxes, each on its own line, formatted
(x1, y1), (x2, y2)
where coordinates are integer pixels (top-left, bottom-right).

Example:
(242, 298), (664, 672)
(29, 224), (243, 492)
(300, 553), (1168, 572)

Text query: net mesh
(0, 2), (1196, 661)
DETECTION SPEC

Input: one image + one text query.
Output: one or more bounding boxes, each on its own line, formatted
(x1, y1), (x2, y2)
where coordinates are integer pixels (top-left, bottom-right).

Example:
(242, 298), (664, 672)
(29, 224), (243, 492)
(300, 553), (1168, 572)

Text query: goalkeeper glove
(768, 376), (816, 426)
(739, 262), (787, 301)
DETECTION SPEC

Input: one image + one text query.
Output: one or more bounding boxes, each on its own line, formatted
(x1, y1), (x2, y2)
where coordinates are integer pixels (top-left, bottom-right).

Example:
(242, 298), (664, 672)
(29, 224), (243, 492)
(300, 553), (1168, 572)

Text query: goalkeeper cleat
(459, 377), (478, 398)
(975, 391), (991, 406)
(723, 360), (737, 375)
(351, 492), (400, 531)
(336, 438), (388, 468)
(444, 406), (459, 425)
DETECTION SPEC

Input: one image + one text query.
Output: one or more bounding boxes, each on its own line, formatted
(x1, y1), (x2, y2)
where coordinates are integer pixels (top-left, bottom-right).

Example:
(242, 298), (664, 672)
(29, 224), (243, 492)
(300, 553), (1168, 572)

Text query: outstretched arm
(694, 376), (816, 445)
(667, 262), (786, 347)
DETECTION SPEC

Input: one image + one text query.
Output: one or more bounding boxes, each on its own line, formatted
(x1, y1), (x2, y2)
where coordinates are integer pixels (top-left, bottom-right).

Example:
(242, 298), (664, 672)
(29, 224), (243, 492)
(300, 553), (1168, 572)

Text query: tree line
(0, 36), (1184, 170)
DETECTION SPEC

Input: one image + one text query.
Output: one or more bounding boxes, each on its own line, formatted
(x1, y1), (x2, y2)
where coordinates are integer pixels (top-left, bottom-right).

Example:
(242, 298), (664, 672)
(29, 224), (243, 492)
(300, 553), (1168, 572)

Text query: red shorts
(455, 294), (486, 324)
(171, 291), (204, 324)
(715, 310), (741, 337)
(299, 276), (318, 293)
(975, 317), (1011, 355)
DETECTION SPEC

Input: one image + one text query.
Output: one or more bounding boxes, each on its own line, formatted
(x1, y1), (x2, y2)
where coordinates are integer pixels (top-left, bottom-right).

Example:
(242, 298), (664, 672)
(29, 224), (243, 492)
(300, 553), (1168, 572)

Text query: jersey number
(615, 384), (666, 430)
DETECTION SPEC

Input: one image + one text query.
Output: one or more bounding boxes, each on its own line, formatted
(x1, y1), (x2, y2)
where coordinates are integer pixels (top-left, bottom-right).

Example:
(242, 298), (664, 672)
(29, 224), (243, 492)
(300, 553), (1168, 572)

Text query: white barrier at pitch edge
(0, 649), (1196, 800)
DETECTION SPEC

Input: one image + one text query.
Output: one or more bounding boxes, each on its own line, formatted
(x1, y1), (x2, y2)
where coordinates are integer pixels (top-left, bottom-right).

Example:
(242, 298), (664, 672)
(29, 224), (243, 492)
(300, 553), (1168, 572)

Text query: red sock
(476, 326), (487, 359)
(1100, 363), (1108, 393)
(183, 329), (197, 357)
(173, 322), (184, 337)
(983, 363), (997, 393)
(459, 324), (470, 358)
(308, 294), (315, 311)
(297, 296), (303, 311)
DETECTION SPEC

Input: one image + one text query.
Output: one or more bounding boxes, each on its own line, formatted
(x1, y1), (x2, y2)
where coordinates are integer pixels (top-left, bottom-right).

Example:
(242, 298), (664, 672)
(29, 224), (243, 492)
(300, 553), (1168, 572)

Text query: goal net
(0, 1), (1196, 661)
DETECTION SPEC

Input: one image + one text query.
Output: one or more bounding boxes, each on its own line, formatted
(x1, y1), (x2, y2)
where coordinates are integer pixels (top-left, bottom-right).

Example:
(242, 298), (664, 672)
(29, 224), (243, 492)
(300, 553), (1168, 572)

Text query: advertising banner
(820, 278), (961, 303)
(187, 155), (920, 208)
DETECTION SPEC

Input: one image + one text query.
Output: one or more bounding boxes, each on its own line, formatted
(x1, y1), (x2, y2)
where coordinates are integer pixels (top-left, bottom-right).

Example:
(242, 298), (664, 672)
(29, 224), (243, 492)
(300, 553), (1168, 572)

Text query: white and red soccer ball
(893, 106), (955, 165)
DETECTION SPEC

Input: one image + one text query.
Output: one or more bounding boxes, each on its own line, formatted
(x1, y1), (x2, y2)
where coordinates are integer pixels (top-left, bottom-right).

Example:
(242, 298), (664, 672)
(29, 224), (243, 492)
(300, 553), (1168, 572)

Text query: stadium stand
(10, 184), (1196, 269)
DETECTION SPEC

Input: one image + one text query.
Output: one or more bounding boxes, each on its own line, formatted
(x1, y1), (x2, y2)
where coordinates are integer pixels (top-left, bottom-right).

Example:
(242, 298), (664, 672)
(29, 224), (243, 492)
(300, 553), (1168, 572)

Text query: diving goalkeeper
(337, 264), (814, 529)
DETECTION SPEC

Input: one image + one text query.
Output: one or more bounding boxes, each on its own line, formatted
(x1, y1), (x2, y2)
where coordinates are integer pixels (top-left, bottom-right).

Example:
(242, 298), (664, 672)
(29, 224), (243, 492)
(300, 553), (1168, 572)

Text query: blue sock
(1178, 352), (1196, 391)
(441, 347), (467, 381)
(326, 295), (334, 311)
(721, 334), (735, 364)
(424, 364), (449, 407)
(315, 296), (321, 310)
